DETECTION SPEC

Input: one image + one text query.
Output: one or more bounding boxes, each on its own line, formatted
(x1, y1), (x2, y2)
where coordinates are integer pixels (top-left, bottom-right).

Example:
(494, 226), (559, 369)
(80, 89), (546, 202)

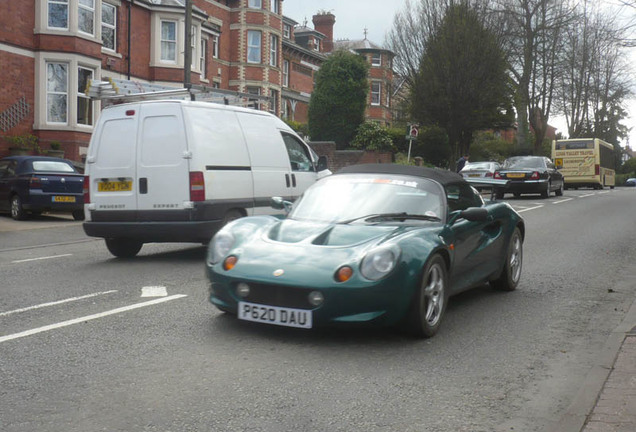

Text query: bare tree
(493, 0), (574, 153)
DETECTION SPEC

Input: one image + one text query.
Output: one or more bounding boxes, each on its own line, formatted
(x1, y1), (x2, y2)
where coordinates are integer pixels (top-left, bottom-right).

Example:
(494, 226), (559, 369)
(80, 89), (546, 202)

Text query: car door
(545, 157), (563, 190)
(0, 160), (12, 211)
(446, 183), (501, 291)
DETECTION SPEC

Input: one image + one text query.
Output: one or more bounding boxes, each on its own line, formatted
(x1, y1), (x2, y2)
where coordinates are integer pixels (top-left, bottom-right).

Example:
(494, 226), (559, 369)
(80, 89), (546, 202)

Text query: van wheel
(223, 209), (243, 225)
(105, 238), (143, 258)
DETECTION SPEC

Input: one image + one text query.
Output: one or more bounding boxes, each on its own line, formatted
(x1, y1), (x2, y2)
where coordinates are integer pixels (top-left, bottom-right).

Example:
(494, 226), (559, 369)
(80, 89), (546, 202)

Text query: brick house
(0, 1), (394, 162)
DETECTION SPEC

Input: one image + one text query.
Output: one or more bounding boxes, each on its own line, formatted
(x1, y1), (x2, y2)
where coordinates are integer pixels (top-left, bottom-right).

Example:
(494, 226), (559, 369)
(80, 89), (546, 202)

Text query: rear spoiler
(465, 178), (509, 200)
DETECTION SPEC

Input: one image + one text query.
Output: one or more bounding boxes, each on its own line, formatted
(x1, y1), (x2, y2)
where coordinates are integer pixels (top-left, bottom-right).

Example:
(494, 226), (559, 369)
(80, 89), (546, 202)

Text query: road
(1, 188), (635, 432)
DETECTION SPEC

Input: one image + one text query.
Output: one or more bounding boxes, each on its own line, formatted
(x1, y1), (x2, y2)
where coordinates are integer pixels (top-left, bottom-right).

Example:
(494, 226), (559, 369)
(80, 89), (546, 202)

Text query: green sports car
(206, 164), (524, 338)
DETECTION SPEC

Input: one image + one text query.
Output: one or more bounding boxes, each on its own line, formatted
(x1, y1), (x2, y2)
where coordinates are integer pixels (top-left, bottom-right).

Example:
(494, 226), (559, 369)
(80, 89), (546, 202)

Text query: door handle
(139, 177), (148, 194)
(285, 174), (290, 188)
(292, 174), (296, 187)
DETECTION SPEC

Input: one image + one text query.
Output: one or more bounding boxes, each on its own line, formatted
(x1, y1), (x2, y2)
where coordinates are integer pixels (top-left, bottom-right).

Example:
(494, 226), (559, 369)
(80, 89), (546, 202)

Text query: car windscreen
(289, 174), (445, 223)
(31, 161), (76, 173)
(503, 157), (545, 169)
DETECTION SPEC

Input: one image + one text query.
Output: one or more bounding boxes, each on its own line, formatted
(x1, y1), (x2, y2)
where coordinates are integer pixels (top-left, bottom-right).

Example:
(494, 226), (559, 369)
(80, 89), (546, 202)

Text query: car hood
(265, 218), (407, 247)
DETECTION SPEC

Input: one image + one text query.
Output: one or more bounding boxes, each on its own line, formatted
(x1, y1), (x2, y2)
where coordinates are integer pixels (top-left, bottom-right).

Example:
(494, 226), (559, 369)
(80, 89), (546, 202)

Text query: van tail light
(29, 176), (42, 189)
(530, 171), (540, 180)
(494, 172), (502, 179)
(595, 164), (600, 175)
(189, 171), (205, 202)
(83, 176), (90, 204)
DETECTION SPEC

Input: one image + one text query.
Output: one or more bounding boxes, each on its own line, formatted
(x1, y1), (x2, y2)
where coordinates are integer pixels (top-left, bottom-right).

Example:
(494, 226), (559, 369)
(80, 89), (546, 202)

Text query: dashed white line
(517, 205), (544, 213)
(0, 290), (118, 317)
(0, 294), (187, 344)
(553, 198), (574, 204)
(12, 254), (73, 263)
(579, 193), (595, 198)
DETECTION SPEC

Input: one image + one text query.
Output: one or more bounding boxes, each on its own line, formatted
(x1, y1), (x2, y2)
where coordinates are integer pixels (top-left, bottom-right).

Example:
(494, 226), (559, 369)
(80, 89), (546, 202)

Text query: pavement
(1, 213), (635, 432)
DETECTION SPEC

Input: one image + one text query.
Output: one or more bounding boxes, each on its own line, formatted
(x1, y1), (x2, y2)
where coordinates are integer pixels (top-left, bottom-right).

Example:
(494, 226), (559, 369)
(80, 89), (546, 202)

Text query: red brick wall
(0, 0), (35, 49)
(309, 141), (392, 173)
(0, 51), (35, 157)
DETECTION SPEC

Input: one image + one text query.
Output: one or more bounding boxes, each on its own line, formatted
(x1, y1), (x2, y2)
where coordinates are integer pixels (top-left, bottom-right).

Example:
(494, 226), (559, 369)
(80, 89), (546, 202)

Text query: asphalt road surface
(1, 187), (635, 432)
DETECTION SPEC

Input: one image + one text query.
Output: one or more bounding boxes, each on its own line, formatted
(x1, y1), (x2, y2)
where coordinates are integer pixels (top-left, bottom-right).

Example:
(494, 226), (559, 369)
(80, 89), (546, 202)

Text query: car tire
(405, 255), (448, 338)
(72, 210), (85, 221)
(541, 183), (550, 198)
(105, 238), (143, 258)
(491, 227), (523, 292)
(10, 195), (27, 221)
(555, 182), (564, 196)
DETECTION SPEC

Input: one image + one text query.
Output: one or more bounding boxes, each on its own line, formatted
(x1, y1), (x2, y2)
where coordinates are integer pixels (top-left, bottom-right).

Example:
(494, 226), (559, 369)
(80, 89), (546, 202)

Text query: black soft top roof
(337, 164), (465, 187)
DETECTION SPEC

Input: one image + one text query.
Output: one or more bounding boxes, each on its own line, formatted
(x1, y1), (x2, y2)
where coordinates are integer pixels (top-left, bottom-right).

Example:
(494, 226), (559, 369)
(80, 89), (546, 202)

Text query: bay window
(46, 62), (68, 124)
(247, 30), (261, 63)
(101, 2), (116, 51)
(161, 20), (177, 62)
(78, 0), (95, 35)
(48, 0), (69, 29)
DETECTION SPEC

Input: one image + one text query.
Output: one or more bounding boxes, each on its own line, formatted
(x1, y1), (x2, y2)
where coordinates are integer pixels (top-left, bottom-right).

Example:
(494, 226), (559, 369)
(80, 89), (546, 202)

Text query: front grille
(234, 282), (313, 309)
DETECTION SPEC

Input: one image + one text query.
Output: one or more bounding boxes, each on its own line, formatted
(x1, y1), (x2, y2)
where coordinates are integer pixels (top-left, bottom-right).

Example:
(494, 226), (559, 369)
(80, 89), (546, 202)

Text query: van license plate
(52, 196), (76, 202)
(238, 301), (312, 329)
(98, 180), (133, 192)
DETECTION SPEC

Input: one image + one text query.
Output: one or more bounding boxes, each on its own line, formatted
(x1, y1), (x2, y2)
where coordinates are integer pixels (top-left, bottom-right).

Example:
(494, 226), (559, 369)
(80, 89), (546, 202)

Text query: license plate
(469, 174), (481, 177)
(52, 196), (76, 203)
(98, 180), (132, 192)
(506, 173), (525, 178)
(238, 301), (312, 329)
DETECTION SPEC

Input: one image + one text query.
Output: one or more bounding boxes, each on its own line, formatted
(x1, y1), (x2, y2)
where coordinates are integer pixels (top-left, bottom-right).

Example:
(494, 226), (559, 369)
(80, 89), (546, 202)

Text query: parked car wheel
(541, 183), (550, 198)
(491, 227), (523, 291)
(105, 238), (143, 258)
(406, 255), (448, 338)
(10, 195), (27, 221)
(72, 210), (85, 221)
(555, 182), (564, 196)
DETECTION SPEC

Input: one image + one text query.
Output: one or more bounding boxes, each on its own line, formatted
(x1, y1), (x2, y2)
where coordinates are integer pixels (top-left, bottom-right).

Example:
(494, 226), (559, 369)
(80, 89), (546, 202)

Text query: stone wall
(309, 141), (393, 173)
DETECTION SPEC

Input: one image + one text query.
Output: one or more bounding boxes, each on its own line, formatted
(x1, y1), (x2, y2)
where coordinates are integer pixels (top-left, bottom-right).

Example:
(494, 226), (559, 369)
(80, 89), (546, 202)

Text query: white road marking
(0, 290), (118, 317)
(141, 286), (168, 297)
(12, 253), (73, 263)
(553, 198), (574, 204)
(0, 294), (187, 344)
(598, 191), (610, 194)
(579, 193), (595, 198)
(517, 205), (544, 213)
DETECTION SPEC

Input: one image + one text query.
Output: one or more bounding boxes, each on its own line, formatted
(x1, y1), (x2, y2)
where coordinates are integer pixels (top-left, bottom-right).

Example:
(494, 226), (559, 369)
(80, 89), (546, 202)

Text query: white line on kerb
(517, 205), (544, 213)
(0, 290), (118, 317)
(553, 198), (574, 204)
(12, 254), (73, 263)
(0, 295), (187, 344)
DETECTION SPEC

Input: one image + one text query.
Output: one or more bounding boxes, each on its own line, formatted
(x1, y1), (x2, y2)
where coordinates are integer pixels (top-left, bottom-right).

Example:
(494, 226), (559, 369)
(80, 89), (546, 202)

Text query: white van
(82, 100), (329, 257)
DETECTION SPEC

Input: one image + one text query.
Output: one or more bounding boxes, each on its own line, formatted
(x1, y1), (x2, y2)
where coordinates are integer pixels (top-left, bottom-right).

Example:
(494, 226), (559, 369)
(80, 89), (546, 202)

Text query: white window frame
(77, 65), (94, 126)
(48, 0), (69, 30)
(372, 53), (382, 67)
(101, 2), (117, 51)
(247, 30), (261, 64)
(212, 34), (219, 59)
(282, 59), (289, 87)
(78, 0), (95, 36)
(161, 20), (177, 63)
(283, 24), (291, 39)
(248, 0), (262, 9)
(246, 86), (261, 110)
(371, 82), (381, 106)
(190, 25), (197, 69)
(200, 37), (207, 79)
(270, 34), (278, 67)
(313, 38), (320, 51)
(270, 0), (279, 14)
(46, 62), (69, 124)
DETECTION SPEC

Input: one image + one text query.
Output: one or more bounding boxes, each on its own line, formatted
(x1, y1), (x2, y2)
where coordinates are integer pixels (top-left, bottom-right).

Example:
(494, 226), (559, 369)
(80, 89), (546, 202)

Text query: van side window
(281, 133), (314, 172)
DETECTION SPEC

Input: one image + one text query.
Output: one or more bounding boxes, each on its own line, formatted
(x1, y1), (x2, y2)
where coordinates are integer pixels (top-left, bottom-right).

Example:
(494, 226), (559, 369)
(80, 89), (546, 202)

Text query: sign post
(406, 124), (419, 163)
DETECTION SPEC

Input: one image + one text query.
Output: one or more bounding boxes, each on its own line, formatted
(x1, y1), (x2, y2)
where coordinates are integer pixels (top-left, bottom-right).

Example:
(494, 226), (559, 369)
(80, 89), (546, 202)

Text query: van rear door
(87, 104), (139, 214)
(136, 103), (189, 214)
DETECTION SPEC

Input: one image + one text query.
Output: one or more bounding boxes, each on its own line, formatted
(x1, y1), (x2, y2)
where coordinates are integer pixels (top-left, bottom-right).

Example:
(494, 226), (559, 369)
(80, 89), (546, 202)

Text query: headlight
(208, 231), (235, 265)
(360, 245), (400, 280)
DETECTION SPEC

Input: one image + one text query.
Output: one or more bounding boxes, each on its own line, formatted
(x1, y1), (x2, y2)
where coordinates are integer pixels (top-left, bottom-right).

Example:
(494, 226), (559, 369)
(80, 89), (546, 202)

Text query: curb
(548, 296), (636, 432)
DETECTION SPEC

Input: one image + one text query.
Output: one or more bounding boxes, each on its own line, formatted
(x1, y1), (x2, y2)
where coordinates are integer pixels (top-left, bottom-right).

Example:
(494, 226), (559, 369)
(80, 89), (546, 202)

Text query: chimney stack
(313, 13), (335, 53)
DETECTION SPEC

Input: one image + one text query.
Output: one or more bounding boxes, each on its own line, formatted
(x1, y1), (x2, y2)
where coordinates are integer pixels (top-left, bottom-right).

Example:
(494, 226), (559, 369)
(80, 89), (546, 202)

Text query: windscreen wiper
(339, 212), (441, 224)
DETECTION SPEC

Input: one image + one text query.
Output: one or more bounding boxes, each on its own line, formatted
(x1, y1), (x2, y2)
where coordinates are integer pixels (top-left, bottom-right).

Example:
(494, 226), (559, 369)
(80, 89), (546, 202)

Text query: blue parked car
(0, 156), (85, 220)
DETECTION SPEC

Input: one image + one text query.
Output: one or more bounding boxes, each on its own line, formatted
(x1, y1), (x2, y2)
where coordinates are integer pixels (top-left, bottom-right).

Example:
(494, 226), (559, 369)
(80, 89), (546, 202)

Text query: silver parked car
(460, 161), (501, 180)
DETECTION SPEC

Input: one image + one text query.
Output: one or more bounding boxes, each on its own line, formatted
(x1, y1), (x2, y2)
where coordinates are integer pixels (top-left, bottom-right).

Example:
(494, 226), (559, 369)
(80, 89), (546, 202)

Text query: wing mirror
(316, 155), (328, 172)
(271, 196), (293, 214)
(448, 207), (489, 224)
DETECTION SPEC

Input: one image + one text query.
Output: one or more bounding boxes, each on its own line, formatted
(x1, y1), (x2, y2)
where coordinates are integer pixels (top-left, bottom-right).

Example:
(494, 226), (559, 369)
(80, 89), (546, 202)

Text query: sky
(282, 0), (636, 150)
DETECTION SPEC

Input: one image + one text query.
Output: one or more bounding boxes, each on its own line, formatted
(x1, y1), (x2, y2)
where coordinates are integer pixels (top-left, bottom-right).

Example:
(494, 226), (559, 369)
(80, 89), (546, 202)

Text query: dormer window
(283, 24), (291, 39)
(313, 38), (320, 51)
(372, 53), (381, 67)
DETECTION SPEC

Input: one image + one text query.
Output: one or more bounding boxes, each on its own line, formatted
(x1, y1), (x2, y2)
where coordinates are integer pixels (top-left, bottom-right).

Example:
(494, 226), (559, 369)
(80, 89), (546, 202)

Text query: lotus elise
(206, 164), (524, 338)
